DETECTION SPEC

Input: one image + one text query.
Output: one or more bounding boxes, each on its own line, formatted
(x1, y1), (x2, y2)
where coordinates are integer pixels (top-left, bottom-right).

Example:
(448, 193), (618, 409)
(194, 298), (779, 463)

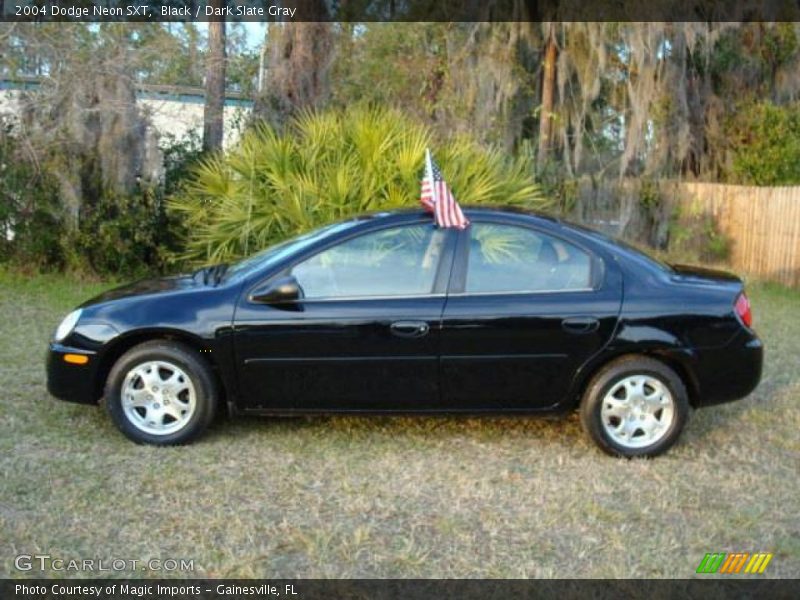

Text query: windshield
(223, 221), (360, 281)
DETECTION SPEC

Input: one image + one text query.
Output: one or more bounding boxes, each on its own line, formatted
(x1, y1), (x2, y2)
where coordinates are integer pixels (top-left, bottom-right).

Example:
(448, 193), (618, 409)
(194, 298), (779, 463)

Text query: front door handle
(562, 317), (600, 334)
(390, 321), (430, 339)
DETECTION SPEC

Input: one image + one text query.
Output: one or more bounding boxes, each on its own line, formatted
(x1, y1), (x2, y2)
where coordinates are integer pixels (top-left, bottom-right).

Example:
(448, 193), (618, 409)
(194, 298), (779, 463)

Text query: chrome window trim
(251, 288), (596, 305)
(448, 288), (595, 298)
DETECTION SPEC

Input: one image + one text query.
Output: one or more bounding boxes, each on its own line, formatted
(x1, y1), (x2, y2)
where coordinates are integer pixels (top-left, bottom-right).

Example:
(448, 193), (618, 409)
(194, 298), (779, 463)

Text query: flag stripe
(419, 150), (469, 229)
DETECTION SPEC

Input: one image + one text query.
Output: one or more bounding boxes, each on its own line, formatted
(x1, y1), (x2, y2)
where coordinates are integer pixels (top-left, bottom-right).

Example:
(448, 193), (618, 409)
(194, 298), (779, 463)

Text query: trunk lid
(669, 263), (743, 287)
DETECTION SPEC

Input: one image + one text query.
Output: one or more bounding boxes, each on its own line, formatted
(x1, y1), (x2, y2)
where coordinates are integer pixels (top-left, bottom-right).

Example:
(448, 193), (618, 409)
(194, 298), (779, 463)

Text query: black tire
(105, 341), (218, 445)
(579, 356), (690, 458)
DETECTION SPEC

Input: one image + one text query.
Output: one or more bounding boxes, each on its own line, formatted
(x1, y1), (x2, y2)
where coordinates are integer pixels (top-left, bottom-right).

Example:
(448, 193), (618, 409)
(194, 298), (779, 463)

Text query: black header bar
(2, 0), (800, 23)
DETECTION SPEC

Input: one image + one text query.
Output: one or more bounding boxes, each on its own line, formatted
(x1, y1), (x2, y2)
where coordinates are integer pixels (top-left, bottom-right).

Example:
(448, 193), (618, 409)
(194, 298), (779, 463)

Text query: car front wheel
(105, 341), (218, 445)
(580, 356), (689, 458)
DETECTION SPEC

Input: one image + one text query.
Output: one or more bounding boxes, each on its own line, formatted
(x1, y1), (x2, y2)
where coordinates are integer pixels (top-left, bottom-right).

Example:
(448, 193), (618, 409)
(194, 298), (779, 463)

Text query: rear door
(440, 219), (623, 410)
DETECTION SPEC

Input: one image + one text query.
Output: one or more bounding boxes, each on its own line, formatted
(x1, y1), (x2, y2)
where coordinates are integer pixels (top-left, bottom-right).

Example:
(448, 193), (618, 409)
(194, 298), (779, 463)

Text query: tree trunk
(203, 14), (226, 152)
(252, 0), (333, 127)
(537, 23), (558, 171)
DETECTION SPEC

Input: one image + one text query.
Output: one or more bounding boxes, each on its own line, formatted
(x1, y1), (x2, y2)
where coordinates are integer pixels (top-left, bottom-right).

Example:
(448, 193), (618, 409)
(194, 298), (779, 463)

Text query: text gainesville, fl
(14, 584), (297, 597)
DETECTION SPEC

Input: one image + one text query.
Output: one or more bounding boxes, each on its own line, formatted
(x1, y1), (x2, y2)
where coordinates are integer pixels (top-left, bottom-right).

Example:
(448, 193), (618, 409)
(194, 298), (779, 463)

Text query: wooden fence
(677, 183), (800, 288)
(570, 179), (800, 288)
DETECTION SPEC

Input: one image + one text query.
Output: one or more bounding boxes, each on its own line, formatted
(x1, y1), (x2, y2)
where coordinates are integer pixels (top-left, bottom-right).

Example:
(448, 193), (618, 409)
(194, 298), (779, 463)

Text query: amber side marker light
(64, 354), (89, 365)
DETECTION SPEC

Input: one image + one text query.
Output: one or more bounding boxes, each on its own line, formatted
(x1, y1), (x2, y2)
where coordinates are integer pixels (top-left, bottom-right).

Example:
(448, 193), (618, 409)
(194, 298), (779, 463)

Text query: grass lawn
(0, 269), (798, 579)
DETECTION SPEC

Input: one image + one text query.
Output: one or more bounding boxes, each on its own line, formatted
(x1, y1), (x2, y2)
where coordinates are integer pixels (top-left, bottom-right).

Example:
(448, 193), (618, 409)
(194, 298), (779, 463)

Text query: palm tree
(170, 106), (548, 264)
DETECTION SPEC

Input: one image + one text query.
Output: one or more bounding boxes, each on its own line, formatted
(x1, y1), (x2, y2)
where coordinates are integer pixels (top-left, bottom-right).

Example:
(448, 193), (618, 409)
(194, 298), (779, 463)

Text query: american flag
(420, 149), (470, 229)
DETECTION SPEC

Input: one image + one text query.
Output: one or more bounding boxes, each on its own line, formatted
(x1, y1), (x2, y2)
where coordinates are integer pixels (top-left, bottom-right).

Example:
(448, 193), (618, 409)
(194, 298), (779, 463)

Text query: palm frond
(169, 106), (549, 264)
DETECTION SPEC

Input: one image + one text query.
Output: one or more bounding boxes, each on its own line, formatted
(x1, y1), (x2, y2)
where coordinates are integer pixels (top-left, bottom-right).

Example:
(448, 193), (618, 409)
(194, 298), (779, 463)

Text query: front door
(233, 222), (455, 411)
(440, 221), (623, 410)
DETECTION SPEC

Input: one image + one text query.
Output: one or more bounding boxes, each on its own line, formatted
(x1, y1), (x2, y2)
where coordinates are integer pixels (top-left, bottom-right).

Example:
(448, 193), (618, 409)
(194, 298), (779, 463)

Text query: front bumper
(46, 343), (100, 405)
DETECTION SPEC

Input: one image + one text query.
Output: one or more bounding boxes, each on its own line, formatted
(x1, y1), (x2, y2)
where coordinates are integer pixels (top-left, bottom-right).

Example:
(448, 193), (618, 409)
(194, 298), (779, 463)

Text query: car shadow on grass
(71, 382), (782, 461)
(203, 409), (592, 455)
(678, 381), (787, 452)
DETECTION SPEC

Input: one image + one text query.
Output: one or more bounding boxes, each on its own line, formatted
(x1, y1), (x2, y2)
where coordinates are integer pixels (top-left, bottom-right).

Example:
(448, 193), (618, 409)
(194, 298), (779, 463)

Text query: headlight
(54, 309), (82, 342)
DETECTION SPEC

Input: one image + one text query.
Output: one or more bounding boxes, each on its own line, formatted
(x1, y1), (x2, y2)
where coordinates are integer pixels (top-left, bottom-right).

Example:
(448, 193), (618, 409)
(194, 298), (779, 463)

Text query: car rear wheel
(579, 356), (689, 457)
(105, 341), (218, 445)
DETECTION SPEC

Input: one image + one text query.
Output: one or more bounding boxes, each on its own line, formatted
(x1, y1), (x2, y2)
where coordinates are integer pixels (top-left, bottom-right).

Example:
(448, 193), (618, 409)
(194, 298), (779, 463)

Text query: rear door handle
(390, 321), (430, 339)
(562, 317), (599, 334)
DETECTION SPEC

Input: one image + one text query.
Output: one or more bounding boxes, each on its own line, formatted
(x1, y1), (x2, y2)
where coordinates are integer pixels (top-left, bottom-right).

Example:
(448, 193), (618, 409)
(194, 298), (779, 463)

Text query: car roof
(352, 205), (561, 226)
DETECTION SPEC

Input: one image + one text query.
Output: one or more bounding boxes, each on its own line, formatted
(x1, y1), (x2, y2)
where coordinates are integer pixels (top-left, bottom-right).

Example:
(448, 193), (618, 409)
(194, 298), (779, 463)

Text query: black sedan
(46, 208), (763, 457)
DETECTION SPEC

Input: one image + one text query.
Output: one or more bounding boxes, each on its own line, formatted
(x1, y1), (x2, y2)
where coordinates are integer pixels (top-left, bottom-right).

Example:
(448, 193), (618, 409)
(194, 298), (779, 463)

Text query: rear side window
(465, 223), (593, 293)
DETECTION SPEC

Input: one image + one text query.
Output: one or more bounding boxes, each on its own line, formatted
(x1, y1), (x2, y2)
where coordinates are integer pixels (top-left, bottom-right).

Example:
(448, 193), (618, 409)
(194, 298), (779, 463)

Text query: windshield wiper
(191, 267), (206, 282)
(212, 263), (229, 285)
(197, 265), (214, 285)
(191, 263), (228, 286)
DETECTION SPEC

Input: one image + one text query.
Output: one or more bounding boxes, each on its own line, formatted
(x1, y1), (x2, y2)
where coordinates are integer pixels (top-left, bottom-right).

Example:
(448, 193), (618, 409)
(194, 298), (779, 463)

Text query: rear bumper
(690, 332), (763, 407)
(46, 343), (100, 405)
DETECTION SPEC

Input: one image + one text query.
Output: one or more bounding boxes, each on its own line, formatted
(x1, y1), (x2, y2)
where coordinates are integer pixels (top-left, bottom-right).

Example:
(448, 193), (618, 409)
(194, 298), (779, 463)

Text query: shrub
(0, 124), (201, 278)
(70, 132), (202, 277)
(169, 106), (548, 264)
(66, 189), (172, 277)
(0, 122), (66, 271)
(667, 199), (731, 265)
(726, 101), (800, 185)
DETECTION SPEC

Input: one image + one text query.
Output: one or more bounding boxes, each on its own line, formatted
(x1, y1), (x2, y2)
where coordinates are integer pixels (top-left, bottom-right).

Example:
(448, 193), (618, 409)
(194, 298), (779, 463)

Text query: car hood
(669, 263), (742, 285)
(80, 273), (202, 307)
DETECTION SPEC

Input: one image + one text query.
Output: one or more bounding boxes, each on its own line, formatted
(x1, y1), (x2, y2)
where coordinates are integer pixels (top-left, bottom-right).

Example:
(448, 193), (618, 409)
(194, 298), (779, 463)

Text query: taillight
(734, 292), (753, 328)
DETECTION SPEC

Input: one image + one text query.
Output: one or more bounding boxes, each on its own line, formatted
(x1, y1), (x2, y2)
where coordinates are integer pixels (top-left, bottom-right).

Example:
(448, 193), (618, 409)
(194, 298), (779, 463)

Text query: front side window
(291, 224), (447, 299)
(465, 223), (593, 293)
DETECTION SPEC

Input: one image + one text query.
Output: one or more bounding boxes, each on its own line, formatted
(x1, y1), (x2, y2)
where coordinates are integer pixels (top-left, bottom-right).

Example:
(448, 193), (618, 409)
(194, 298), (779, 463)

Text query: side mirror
(249, 276), (303, 305)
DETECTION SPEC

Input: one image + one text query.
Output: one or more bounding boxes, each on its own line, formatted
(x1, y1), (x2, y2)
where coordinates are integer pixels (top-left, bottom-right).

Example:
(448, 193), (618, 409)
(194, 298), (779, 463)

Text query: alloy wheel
(120, 360), (197, 436)
(600, 374), (676, 449)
